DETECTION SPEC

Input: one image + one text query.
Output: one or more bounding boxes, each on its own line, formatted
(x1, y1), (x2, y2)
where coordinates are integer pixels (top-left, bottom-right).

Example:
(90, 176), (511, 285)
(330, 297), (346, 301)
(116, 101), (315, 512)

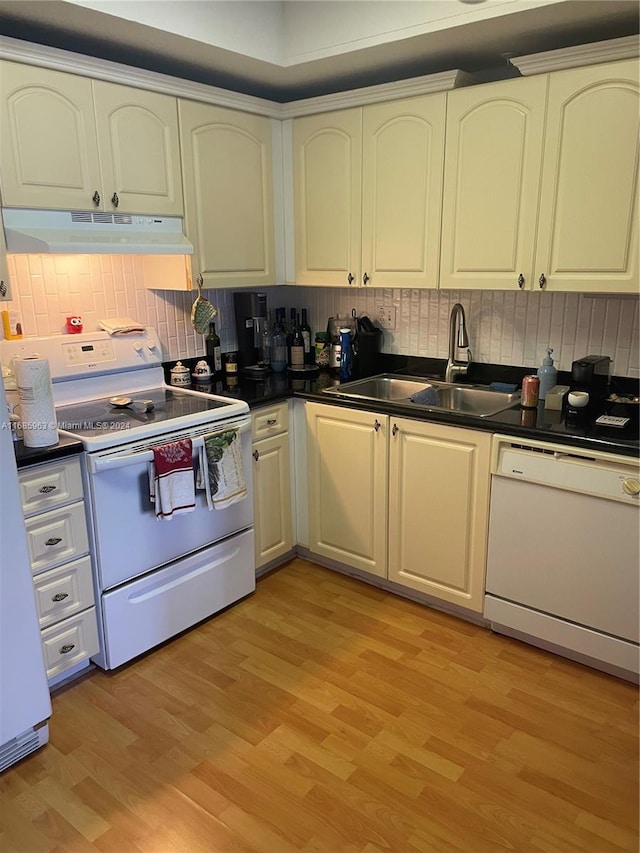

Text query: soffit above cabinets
(0, 0), (638, 101)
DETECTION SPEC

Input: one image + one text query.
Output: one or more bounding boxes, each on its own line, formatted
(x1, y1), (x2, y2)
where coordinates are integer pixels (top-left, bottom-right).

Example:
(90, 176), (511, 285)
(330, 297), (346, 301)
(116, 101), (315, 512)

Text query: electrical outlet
(376, 305), (396, 330)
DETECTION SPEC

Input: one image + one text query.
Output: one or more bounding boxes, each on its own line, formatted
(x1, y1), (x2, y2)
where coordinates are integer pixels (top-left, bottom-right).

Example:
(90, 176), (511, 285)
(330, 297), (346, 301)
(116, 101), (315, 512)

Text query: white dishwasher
(484, 434), (639, 680)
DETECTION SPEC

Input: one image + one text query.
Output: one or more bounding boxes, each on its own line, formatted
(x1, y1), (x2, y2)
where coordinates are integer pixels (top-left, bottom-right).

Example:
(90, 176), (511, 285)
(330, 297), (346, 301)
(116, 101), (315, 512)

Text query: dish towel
(148, 438), (196, 520)
(197, 429), (247, 510)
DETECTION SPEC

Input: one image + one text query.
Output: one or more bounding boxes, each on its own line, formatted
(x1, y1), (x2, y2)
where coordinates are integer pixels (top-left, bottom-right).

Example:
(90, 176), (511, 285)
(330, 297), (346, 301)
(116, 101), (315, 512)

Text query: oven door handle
(88, 422), (250, 474)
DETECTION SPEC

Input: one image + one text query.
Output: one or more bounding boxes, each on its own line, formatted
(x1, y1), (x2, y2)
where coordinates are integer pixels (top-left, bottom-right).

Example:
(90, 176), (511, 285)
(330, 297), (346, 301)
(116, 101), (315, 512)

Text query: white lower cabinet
(306, 403), (491, 612)
(252, 402), (293, 571)
(306, 403), (388, 577)
(387, 417), (491, 613)
(18, 456), (99, 684)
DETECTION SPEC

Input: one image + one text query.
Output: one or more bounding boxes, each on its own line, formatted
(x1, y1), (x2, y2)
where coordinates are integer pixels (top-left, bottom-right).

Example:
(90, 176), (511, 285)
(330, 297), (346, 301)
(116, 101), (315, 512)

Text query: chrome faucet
(445, 303), (472, 383)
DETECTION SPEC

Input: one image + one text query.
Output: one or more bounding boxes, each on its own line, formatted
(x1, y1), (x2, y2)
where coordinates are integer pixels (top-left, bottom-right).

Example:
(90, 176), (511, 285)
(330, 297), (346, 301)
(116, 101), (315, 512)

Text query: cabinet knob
(363, 273), (370, 285)
(60, 643), (75, 655)
(347, 273), (355, 285)
(45, 537), (62, 547)
(253, 449), (259, 461)
(373, 419), (381, 432)
(517, 274), (525, 289)
(92, 190), (101, 207)
(111, 192), (119, 208)
(39, 484), (57, 494)
(538, 273), (547, 289)
(52, 592), (69, 602)
(266, 418), (277, 426)
(392, 423), (399, 436)
(622, 477), (640, 497)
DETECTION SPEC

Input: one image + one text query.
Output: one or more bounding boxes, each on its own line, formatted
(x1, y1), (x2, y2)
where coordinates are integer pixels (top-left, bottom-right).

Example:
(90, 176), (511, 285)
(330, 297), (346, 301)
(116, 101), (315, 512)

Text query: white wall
(4, 254), (638, 377)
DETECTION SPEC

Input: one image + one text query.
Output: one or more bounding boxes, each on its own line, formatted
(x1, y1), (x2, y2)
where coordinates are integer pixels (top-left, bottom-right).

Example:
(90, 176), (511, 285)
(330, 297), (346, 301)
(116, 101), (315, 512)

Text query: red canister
(521, 375), (540, 408)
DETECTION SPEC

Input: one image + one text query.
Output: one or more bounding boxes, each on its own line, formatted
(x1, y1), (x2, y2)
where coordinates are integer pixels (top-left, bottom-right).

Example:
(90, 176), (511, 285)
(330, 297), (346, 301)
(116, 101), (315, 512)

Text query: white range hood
(2, 208), (194, 255)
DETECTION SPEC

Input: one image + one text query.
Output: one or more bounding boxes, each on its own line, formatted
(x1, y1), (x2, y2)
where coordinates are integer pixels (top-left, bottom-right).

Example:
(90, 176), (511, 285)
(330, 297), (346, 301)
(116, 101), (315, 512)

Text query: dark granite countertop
(16, 356), (636, 469)
(179, 356), (639, 458)
(14, 433), (85, 469)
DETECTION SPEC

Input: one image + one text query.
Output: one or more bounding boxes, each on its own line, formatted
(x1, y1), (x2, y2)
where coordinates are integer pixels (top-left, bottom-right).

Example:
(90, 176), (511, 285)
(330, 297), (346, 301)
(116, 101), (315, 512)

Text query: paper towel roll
(14, 356), (59, 447)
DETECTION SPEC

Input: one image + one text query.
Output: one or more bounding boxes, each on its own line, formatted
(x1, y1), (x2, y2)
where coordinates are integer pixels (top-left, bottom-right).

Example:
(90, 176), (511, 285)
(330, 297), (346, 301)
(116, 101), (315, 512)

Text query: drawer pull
(39, 484), (57, 494)
(52, 592), (69, 602)
(266, 418), (277, 426)
(45, 537), (63, 546)
(253, 449), (259, 461)
(60, 643), (75, 654)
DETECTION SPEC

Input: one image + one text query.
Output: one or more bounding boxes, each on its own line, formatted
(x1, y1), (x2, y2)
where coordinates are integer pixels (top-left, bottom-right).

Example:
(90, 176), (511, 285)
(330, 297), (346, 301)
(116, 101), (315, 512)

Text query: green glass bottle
(205, 321), (222, 374)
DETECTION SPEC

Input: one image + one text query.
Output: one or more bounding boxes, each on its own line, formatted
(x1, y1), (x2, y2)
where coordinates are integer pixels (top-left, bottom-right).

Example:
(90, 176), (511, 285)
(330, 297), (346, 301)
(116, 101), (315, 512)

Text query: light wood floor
(1, 558), (638, 853)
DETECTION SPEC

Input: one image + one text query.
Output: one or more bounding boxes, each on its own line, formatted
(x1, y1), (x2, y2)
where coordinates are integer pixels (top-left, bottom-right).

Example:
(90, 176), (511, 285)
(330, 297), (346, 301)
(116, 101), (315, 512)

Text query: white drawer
(40, 607), (100, 680)
(19, 456), (83, 516)
(33, 555), (95, 629)
(252, 402), (288, 440)
(25, 501), (89, 575)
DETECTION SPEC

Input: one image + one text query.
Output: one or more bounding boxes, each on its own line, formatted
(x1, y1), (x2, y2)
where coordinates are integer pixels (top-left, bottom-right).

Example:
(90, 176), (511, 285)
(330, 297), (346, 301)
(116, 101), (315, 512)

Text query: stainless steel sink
(323, 374), (437, 402)
(322, 373), (520, 418)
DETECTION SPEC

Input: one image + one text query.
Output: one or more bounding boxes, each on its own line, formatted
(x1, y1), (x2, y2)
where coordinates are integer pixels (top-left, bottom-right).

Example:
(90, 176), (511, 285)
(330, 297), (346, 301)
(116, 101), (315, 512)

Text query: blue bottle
(339, 328), (352, 381)
(536, 347), (557, 401)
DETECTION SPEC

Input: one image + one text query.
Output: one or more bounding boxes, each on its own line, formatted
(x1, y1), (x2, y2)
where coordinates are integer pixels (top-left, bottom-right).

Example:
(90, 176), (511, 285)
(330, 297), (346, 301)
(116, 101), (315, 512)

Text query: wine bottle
(290, 314), (305, 369)
(271, 314), (287, 373)
(205, 321), (222, 374)
(300, 308), (313, 364)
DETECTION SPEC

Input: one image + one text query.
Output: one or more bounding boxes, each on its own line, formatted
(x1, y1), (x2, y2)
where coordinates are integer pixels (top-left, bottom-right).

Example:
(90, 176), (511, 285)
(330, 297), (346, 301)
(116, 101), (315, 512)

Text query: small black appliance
(233, 291), (269, 375)
(571, 355), (611, 399)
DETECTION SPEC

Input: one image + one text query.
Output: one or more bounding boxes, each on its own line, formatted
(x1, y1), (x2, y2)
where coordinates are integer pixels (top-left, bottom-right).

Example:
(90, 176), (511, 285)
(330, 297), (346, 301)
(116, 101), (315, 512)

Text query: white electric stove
(1, 330), (255, 670)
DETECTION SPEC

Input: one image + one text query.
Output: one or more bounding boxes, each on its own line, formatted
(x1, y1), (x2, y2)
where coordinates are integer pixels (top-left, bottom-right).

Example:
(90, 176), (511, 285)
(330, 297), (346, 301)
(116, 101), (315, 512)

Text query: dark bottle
(205, 321), (222, 374)
(286, 307), (297, 364)
(271, 313), (287, 373)
(290, 314), (305, 369)
(300, 308), (313, 364)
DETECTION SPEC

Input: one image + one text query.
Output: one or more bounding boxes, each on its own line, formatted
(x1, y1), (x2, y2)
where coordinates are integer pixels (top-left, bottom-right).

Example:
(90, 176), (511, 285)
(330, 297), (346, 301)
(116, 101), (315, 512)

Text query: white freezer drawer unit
(96, 528), (255, 670)
(485, 435), (640, 679)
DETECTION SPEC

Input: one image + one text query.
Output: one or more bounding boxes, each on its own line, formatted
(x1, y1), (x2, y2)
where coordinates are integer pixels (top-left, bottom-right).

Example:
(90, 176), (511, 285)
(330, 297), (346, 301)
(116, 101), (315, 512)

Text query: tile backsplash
(4, 254), (639, 377)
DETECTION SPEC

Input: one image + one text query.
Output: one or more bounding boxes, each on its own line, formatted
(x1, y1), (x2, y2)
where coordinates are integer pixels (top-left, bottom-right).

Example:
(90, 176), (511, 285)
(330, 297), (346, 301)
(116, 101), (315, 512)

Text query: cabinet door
(293, 109), (362, 286)
(440, 76), (547, 291)
(179, 101), (275, 288)
(0, 61), (102, 210)
(306, 402), (387, 577)
(535, 60), (639, 294)
(361, 94), (446, 289)
(253, 431), (293, 570)
(388, 418), (491, 612)
(93, 81), (183, 215)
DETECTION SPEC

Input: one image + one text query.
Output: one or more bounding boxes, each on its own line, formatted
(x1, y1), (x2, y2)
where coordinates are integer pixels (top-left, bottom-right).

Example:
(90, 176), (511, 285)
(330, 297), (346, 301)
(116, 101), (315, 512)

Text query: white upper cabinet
(293, 94), (446, 288)
(1, 62), (102, 211)
(179, 101), (276, 289)
(0, 62), (183, 215)
(92, 81), (183, 216)
(441, 60), (639, 293)
(440, 76), (547, 292)
(293, 108), (362, 287)
(534, 60), (639, 294)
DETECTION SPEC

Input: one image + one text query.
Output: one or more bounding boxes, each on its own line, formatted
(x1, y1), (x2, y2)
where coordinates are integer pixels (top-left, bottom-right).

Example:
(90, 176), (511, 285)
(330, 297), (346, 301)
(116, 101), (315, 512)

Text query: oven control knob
(621, 478), (640, 497)
(133, 342), (143, 353)
(147, 342), (156, 351)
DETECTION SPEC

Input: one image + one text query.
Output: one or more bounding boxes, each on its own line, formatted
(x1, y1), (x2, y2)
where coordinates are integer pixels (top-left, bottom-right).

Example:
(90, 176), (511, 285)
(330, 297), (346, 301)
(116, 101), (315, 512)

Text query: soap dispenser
(537, 348), (557, 401)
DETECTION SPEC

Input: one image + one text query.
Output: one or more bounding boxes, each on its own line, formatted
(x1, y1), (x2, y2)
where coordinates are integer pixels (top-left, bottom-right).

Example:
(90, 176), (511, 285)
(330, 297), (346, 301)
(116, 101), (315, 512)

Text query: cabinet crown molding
(512, 34), (639, 76)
